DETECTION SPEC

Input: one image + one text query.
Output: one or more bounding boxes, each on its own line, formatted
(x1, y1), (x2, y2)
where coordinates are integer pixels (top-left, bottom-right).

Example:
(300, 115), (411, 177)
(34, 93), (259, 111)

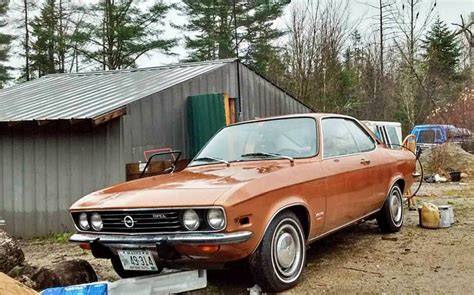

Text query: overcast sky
(135, 0), (474, 67)
(5, 0), (473, 73)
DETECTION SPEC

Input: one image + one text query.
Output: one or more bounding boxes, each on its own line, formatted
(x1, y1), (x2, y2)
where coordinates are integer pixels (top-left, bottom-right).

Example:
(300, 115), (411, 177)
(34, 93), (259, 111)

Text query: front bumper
(70, 231), (253, 245)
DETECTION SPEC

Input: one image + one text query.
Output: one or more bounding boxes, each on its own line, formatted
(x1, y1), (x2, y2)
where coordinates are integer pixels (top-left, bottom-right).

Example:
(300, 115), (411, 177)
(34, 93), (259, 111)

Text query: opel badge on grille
(123, 215), (135, 228)
(153, 213), (167, 219)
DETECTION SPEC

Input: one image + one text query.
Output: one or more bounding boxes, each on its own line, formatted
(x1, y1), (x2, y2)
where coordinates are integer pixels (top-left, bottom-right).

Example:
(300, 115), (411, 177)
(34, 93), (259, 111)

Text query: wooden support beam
(93, 108), (126, 126)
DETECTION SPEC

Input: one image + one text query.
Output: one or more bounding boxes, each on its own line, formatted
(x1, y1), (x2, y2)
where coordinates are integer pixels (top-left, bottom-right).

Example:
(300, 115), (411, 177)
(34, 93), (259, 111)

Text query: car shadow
(198, 221), (382, 294)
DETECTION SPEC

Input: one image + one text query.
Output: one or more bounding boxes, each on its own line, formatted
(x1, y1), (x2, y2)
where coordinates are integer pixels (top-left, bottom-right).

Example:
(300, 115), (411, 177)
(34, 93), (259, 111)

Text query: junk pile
(0, 229), (97, 292)
(419, 143), (474, 182)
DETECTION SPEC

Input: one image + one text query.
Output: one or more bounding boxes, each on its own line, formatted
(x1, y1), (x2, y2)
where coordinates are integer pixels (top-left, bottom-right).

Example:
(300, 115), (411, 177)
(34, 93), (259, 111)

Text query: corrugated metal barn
(0, 59), (311, 237)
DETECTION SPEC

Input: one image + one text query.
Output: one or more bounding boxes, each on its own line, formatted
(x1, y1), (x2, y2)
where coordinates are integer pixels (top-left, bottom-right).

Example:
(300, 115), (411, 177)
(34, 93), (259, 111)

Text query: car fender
(250, 196), (311, 254)
(387, 174), (405, 196)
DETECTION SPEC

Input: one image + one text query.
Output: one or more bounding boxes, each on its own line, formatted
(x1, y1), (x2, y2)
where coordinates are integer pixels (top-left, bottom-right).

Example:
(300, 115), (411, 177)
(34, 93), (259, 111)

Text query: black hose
(386, 143), (424, 198)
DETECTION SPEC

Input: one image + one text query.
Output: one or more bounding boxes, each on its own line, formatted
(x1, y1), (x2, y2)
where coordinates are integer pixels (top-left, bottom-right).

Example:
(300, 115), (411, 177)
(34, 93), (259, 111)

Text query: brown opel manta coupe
(69, 113), (415, 292)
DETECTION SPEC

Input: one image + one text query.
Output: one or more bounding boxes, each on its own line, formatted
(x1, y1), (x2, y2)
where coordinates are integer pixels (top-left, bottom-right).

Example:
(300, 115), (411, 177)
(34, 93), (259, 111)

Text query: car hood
(70, 161), (290, 210)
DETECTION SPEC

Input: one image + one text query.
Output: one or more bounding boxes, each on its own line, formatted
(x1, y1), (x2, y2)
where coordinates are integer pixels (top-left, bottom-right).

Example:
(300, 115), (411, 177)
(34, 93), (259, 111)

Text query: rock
(32, 259), (98, 290)
(7, 263), (40, 289)
(0, 229), (25, 273)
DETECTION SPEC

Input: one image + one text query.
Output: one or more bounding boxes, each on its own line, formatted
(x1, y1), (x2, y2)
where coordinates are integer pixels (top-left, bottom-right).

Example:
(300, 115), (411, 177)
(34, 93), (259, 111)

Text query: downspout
(236, 60), (243, 122)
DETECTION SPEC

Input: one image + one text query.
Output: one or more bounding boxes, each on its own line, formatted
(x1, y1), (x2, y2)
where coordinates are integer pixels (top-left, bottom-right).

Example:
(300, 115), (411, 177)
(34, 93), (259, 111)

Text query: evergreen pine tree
(422, 17), (462, 79)
(242, 0), (289, 74)
(178, 0), (243, 61)
(0, 1), (13, 88)
(80, 0), (177, 70)
(178, 0), (290, 75)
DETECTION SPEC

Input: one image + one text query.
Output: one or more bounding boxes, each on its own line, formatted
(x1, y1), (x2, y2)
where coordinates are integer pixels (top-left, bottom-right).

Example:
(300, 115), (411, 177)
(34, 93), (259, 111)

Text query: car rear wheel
(111, 256), (163, 278)
(249, 211), (306, 292)
(377, 184), (404, 232)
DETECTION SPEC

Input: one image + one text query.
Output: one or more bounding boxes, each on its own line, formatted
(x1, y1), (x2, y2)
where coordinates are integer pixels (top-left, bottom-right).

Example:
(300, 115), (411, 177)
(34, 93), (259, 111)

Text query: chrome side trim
(308, 209), (380, 243)
(70, 231), (253, 245)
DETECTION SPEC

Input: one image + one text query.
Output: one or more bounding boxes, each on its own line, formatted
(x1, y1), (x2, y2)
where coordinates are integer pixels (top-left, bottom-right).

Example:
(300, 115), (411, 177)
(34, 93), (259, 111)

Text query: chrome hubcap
(276, 232), (296, 268)
(390, 190), (402, 224)
(272, 221), (303, 281)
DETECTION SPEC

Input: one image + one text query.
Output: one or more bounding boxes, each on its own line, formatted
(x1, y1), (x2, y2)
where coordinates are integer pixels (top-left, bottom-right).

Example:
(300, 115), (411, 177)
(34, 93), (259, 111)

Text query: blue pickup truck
(411, 124), (472, 151)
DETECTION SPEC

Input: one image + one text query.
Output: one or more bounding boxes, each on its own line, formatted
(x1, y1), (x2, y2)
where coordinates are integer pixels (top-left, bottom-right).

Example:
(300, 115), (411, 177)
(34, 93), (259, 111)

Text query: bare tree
(281, 0), (353, 111)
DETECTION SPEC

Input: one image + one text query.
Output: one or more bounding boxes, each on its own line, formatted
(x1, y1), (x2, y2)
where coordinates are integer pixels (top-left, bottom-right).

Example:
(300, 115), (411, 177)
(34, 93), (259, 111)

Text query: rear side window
(418, 130), (435, 143)
(344, 120), (376, 152)
(322, 118), (375, 157)
(322, 118), (359, 157)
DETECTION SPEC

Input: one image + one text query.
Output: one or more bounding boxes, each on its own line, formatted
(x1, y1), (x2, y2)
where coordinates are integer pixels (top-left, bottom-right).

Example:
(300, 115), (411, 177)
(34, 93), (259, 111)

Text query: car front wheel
(377, 184), (404, 232)
(249, 210), (306, 292)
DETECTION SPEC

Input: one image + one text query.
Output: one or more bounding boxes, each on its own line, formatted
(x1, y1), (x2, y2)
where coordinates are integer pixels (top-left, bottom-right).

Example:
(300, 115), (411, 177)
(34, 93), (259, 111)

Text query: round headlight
(207, 209), (225, 230)
(182, 209), (200, 231)
(90, 213), (103, 231)
(79, 213), (90, 230)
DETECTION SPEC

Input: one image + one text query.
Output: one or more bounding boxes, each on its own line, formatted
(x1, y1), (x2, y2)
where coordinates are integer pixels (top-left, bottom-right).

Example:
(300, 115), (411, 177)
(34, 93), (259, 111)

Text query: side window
(344, 120), (376, 152)
(322, 118), (359, 157)
(435, 129), (443, 142)
(386, 126), (401, 149)
(418, 130), (435, 143)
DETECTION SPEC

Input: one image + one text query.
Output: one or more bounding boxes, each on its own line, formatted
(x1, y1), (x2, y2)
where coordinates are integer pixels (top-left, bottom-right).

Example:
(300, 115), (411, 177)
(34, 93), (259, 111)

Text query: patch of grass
(53, 232), (73, 243)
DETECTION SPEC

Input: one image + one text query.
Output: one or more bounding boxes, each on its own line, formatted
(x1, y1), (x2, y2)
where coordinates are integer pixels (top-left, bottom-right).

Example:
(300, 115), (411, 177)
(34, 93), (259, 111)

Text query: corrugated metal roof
(0, 59), (236, 122)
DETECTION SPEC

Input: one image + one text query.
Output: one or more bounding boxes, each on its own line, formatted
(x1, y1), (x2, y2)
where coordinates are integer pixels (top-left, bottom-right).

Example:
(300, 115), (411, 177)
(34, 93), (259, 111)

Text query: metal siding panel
(12, 131), (24, 236)
(162, 89), (174, 150)
(45, 130), (59, 233)
(22, 130), (35, 237)
(93, 126), (106, 189)
(34, 131), (47, 235)
(108, 121), (123, 184)
(70, 131), (84, 210)
(122, 109), (133, 164)
(57, 132), (71, 231)
(141, 96), (153, 147)
(2, 131), (14, 234)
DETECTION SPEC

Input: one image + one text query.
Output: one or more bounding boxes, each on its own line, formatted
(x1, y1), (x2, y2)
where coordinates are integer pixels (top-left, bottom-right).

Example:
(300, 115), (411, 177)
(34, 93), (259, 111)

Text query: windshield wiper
(193, 156), (230, 167)
(240, 152), (294, 165)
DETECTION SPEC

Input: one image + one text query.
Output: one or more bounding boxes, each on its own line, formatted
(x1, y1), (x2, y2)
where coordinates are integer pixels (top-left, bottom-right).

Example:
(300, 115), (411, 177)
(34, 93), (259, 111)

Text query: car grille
(98, 209), (183, 233)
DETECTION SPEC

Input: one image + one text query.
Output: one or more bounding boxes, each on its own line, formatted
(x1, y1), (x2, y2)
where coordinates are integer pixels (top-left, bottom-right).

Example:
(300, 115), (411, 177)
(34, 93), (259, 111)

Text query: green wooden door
(187, 93), (226, 157)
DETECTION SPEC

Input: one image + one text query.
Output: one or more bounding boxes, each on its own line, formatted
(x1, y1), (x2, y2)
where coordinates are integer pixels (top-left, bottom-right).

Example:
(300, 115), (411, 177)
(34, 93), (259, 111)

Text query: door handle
(360, 158), (371, 165)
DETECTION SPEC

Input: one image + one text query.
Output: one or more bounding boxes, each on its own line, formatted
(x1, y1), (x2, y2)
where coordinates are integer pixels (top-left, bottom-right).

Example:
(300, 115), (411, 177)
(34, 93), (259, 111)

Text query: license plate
(118, 250), (158, 271)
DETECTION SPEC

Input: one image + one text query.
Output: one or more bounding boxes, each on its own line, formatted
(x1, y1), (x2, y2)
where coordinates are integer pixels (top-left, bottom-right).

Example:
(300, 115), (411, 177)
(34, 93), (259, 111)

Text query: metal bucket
(438, 205), (454, 228)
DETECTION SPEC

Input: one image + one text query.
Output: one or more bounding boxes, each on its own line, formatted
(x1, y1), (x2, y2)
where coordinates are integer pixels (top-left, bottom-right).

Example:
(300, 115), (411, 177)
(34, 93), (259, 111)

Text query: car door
(320, 118), (376, 232)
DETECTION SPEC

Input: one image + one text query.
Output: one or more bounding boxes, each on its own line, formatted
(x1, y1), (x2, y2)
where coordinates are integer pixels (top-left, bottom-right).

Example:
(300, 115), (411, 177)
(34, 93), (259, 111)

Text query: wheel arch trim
(251, 201), (311, 254)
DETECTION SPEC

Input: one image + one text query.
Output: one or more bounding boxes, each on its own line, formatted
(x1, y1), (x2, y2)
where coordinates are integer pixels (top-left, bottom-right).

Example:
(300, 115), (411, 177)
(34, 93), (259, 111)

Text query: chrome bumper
(70, 231), (253, 245)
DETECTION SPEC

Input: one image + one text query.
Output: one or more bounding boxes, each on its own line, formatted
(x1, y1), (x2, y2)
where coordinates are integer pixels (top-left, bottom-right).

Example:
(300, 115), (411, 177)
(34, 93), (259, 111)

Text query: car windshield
(189, 117), (317, 166)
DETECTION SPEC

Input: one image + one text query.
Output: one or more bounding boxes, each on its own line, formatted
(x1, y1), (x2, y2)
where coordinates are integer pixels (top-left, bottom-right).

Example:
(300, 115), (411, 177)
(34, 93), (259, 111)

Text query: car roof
(230, 113), (353, 126)
(412, 124), (455, 129)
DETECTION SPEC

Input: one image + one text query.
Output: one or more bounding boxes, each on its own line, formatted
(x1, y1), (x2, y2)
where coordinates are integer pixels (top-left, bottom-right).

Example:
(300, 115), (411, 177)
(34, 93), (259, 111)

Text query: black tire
(377, 184), (404, 233)
(111, 256), (163, 279)
(249, 211), (306, 292)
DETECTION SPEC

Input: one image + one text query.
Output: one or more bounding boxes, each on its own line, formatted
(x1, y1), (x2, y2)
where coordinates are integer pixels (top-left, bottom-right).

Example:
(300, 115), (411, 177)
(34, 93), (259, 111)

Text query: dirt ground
(20, 180), (474, 294)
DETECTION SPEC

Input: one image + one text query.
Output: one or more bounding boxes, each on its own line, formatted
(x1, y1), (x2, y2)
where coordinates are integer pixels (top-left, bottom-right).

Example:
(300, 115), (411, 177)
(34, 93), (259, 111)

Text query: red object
(79, 243), (91, 250)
